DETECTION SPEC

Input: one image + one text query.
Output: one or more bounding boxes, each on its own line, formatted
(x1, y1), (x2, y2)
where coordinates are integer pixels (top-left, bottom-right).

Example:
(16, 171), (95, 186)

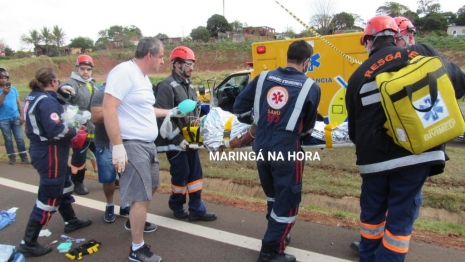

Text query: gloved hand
(112, 144), (128, 173)
(169, 107), (185, 118)
(179, 139), (189, 150)
(60, 85), (76, 95)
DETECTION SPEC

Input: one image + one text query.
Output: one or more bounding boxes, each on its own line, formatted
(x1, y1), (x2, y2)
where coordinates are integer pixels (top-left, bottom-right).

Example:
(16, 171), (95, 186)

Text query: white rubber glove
(170, 108), (185, 118)
(179, 139), (189, 150)
(60, 85), (76, 95)
(112, 144), (128, 173)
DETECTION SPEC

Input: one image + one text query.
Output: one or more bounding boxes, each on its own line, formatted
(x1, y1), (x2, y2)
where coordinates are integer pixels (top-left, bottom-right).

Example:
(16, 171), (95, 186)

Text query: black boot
(350, 241), (360, 254)
(257, 243), (296, 262)
(17, 218), (52, 257)
(73, 182), (89, 195)
(73, 169), (89, 195)
(285, 233), (291, 246)
(59, 204), (92, 233)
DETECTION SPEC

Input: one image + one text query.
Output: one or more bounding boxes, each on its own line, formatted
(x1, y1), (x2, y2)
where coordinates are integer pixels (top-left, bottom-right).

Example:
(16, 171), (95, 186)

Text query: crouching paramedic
(154, 46), (217, 221)
(234, 40), (321, 262)
(18, 68), (92, 257)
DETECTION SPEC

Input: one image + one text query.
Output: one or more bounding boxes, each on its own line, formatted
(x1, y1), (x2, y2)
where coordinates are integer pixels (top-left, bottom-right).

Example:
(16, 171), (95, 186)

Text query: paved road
(0, 162), (463, 262)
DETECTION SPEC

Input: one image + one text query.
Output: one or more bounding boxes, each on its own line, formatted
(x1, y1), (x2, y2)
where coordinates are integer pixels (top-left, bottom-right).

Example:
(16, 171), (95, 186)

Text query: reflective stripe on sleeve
(360, 82), (380, 106)
(28, 95), (49, 141)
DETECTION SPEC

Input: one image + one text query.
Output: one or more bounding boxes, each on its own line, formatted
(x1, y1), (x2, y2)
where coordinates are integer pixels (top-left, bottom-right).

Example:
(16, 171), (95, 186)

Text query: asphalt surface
(0, 162), (463, 262)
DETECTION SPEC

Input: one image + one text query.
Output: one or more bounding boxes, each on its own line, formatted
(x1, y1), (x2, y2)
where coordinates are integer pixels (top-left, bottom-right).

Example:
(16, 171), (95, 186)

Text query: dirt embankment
(64, 50), (251, 82)
(8, 49), (464, 84)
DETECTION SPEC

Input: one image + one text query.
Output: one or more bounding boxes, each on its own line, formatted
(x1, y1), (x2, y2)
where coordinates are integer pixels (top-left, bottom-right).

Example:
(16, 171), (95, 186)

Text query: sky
(1, 0), (463, 51)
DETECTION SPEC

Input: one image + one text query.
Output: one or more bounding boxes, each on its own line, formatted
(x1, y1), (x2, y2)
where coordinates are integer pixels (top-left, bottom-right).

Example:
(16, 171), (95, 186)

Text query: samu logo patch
(266, 86), (288, 109)
(413, 91), (449, 128)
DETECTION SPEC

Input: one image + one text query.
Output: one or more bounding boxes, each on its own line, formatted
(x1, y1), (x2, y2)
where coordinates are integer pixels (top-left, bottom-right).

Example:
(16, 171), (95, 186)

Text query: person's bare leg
(91, 159), (97, 172)
(103, 183), (115, 203)
(130, 201), (149, 244)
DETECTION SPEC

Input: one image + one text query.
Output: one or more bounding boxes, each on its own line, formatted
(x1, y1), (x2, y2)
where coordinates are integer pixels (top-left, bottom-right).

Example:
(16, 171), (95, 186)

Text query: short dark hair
(135, 37), (163, 59)
(287, 40), (313, 64)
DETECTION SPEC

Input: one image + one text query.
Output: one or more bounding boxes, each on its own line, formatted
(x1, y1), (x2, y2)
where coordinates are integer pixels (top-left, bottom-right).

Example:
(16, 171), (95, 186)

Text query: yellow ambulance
(201, 32), (367, 124)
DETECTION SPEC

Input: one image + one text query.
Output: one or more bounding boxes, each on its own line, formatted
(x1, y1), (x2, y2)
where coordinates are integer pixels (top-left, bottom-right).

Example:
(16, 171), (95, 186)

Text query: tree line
(3, 1), (465, 58)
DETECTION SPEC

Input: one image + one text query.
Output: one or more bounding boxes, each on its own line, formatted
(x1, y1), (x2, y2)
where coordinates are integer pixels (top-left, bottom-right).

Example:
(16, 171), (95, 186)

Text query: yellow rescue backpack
(376, 53), (465, 154)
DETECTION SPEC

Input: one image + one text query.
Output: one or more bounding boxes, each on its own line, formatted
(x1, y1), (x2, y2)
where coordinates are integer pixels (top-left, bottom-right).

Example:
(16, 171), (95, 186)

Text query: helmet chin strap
(175, 63), (189, 79)
(402, 35), (411, 46)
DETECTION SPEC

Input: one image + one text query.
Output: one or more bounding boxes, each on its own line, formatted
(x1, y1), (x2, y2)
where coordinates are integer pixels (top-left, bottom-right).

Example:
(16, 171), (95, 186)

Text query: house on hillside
(447, 26), (465, 36)
(216, 26), (277, 42)
(243, 26), (276, 37)
(106, 36), (141, 50)
(106, 36), (125, 50)
(218, 32), (245, 42)
(129, 36), (140, 46)
(159, 37), (183, 44)
(35, 44), (69, 57)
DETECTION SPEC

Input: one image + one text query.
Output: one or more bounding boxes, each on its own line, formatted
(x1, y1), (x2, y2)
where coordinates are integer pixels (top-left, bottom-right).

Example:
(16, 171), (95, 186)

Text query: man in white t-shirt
(103, 37), (186, 262)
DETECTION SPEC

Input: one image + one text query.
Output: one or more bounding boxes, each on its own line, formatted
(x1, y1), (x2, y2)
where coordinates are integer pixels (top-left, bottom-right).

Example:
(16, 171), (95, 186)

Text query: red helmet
(394, 16), (416, 37)
(170, 46), (196, 62)
(76, 54), (94, 67)
(361, 15), (399, 45)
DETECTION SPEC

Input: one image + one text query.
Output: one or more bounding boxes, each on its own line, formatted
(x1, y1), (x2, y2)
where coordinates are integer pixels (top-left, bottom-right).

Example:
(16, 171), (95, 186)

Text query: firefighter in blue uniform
(234, 40), (321, 262)
(17, 68), (92, 257)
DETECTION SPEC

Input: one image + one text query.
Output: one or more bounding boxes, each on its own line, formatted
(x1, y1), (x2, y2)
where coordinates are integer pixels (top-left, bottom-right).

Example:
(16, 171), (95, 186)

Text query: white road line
(0, 177), (351, 262)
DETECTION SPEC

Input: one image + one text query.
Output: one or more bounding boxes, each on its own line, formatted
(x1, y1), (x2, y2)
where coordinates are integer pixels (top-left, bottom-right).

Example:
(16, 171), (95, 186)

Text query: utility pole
(223, 0), (225, 17)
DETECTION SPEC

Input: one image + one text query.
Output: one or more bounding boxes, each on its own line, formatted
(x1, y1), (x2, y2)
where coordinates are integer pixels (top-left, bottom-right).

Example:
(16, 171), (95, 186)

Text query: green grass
(157, 143), (465, 215)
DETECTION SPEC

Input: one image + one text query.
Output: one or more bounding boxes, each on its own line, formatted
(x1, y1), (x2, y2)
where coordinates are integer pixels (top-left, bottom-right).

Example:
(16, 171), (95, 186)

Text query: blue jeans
(95, 146), (117, 184)
(0, 117), (27, 159)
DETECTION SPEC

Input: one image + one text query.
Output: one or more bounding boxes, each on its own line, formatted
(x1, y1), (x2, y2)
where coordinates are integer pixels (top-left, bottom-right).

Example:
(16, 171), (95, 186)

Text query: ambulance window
(216, 73), (250, 112)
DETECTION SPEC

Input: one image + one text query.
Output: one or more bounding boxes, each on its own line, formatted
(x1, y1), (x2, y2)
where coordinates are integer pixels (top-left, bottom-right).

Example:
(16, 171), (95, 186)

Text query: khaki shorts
(116, 140), (160, 204)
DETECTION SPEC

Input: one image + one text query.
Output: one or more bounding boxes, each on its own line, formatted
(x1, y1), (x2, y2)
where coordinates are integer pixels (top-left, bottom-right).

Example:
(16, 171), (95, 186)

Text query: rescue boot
(285, 233), (291, 246)
(8, 156), (16, 165)
(73, 169), (89, 195)
(73, 182), (89, 195)
(59, 204), (92, 233)
(17, 218), (52, 257)
(350, 241), (360, 254)
(21, 156), (30, 164)
(257, 243), (296, 262)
